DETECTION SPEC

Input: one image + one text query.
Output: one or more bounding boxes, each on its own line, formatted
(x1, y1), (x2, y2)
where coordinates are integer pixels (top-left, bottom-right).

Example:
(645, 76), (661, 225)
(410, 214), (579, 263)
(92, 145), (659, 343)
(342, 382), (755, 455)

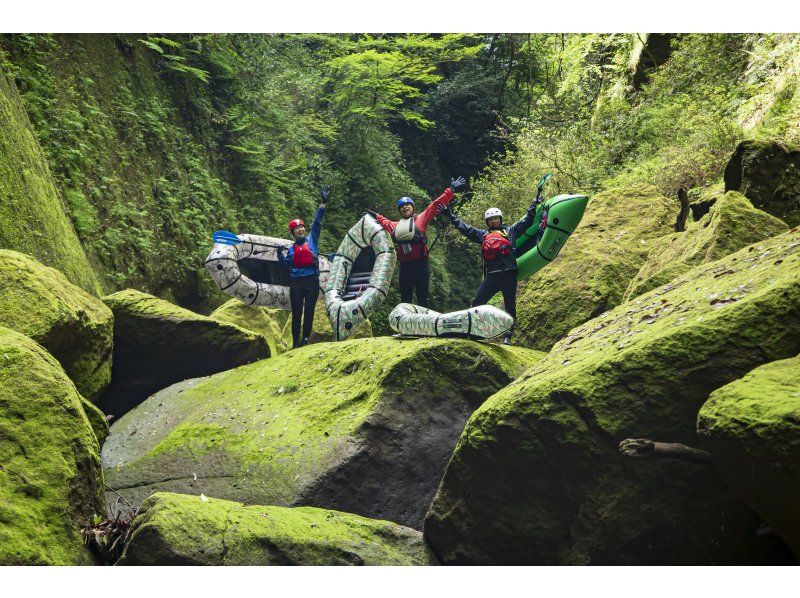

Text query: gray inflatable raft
(325, 215), (396, 341)
(389, 303), (514, 339)
(205, 234), (331, 309)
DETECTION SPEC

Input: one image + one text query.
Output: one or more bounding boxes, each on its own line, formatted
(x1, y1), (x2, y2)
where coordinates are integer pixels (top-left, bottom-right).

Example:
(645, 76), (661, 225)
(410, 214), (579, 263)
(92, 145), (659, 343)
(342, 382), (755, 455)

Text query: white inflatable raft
(388, 303), (514, 339)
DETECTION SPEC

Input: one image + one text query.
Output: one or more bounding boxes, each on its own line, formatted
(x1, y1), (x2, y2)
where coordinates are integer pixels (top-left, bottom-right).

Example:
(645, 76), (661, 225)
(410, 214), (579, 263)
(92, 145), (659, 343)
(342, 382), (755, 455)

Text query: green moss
(426, 230), (800, 564)
(0, 249), (114, 400)
(0, 70), (101, 295)
(81, 398), (109, 446)
(624, 191), (789, 300)
(119, 492), (436, 565)
(0, 326), (103, 565)
(514, 183), (677, 351)
(210, 299), (289, 356)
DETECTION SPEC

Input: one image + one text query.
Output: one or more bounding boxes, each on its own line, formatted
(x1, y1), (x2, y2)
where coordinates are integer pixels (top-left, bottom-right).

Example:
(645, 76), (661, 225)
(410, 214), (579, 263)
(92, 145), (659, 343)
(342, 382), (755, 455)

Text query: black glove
(449, 176), (466, 191)
(320, 184), (330, 204)
(436, 203), (451, 217)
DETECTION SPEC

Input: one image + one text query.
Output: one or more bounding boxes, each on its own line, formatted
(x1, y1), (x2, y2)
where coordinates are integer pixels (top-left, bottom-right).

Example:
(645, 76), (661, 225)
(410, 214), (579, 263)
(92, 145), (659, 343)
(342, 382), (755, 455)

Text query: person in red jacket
(366, 176), (465, 307)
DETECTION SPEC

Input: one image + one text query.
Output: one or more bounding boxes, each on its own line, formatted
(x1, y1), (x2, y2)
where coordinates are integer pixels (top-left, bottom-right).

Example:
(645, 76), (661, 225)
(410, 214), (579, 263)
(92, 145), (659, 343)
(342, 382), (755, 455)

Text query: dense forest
(1, 33), (799, 566)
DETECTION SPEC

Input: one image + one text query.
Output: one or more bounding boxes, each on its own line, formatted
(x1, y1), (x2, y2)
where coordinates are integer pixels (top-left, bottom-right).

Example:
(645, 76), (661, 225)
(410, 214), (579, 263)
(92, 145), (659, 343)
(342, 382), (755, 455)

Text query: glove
(436, 203), (451, 217)
(449, 176), (466, 191)
(320, 184), (330, 204)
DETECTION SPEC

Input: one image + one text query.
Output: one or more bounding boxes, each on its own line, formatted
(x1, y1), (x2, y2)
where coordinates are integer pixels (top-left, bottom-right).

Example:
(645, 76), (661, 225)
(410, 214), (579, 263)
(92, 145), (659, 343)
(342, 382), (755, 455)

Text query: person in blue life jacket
(281, 185), (328, 349)
(437, 196), (540, 345)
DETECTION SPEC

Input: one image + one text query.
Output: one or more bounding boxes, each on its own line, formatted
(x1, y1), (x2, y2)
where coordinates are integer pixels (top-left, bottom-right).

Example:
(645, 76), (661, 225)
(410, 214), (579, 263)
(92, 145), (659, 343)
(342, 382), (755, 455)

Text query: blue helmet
(397, 197), (415, 210)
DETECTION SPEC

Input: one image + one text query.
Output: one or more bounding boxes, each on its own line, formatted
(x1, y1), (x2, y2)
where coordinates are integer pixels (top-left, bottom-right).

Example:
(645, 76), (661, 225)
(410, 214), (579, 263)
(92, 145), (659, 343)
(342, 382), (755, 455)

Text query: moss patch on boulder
(210, 299), (289, 356)
(0, 326), (103, 565)
(698, 354), (800, 557)
(425, 230), (800, 564)
(118, 492), (437, 565)
(97, 290), (269, 418)
(0, 71), (101, 295)
(103, 337), (542, 528)
(624, 191), (789, 300)
(514, 183), (677, 351)
(0, 250), (114, 401)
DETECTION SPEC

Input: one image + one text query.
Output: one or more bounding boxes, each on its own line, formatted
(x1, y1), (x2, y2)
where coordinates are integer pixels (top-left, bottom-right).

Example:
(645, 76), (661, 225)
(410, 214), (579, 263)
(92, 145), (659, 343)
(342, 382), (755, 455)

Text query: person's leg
(415, 259), (430, 307)
(398, 262), (414, 303)
(471, 273), (501, 307)
(289, 278), (303, 349)
(302, 276), (319, 342)
(500, 271), (518, 343)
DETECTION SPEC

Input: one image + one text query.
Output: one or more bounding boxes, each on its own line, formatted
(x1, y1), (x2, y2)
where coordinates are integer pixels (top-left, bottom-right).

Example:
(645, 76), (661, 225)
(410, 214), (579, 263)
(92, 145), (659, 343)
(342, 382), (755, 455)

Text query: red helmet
(288, 218), (305, 232)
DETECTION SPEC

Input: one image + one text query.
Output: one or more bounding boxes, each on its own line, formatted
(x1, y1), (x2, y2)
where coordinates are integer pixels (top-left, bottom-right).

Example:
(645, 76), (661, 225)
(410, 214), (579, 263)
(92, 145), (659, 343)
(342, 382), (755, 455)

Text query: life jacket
(481, 229), (512, 261)
(392, 216), (428, 259)
(292, 240), (318, 268)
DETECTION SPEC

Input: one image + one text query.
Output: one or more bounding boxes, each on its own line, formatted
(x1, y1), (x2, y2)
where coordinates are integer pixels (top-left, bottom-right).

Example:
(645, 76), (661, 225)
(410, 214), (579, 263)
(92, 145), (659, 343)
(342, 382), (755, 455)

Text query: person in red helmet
(281, 185), (328, 349)
(366, 176), (465, 306)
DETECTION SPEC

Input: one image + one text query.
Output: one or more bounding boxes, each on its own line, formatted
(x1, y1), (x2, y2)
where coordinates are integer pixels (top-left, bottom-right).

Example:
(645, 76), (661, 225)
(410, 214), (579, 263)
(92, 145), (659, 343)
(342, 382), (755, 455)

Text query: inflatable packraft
(205, 234), (331, 309)
(389, 303), (514, 340)
(325, 214), (396, 341)
(515, 193), (589, 280)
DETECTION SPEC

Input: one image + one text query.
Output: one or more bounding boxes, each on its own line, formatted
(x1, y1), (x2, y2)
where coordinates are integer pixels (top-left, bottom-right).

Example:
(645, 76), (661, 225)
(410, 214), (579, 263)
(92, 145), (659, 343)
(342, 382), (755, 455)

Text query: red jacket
(375, 188), (455, 263)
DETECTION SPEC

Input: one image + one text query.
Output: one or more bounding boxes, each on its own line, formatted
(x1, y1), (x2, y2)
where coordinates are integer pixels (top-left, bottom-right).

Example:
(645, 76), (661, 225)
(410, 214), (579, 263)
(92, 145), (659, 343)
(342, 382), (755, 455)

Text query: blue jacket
(282, 205), (325, 278)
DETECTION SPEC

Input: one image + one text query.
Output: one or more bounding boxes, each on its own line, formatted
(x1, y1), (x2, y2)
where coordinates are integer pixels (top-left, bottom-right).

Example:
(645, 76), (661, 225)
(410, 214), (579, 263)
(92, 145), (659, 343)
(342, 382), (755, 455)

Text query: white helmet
(484, 207), (503, 221)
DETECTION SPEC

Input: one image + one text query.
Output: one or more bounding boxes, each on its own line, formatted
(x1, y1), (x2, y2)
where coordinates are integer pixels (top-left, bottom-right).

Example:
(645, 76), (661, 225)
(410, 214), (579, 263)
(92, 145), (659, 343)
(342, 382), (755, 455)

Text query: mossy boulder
(0, 250), (114, 401)
(103, 337), (543, 528)
(514, 183), (677, 351)
(97, 290), (269, 417)
(425, 230), (800, 564)
(0, 326), (104, 565)
(624, 192), (789, 300)
(698, 354), (800, 557)
(210, 299), (289, 356)
(0, 70), (101, 295)
(282, 301), (373, 347)
(118, 492), (437, 565)
(724, 139), (800, 226)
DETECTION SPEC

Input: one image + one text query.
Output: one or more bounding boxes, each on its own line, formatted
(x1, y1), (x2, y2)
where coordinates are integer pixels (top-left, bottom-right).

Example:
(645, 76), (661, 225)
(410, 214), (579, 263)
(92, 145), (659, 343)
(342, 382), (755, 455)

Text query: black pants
(398, 258), (430, 307)
(471, 269), (518, 335)
(289, 275), (319, 347)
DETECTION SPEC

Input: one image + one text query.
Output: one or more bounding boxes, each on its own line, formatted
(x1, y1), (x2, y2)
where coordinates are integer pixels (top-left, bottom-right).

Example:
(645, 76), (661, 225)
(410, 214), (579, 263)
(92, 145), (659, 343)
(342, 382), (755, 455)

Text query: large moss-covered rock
(0, 250), (114, 401)
(624, 192), (788, 300)
(282, 301), (373, 347)
(0, 70), (101, 295)
(425, 230), (800, 564)
(210, 299), (289, 356)
(698, 355), (800, 557)
(724, 139), (800, 226)
(515, 183), (676, 351)
(0, 327), (104, 565)
(98, 290), (269, 417)
(118, 492), (437, 565)
(103, 337), (543, 528)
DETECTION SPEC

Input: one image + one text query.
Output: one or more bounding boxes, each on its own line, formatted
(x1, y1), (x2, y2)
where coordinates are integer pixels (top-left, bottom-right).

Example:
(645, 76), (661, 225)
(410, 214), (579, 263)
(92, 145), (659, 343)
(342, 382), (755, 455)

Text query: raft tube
(389, 303), (514, 340)
(515, 193), (589, 280)
(325, 214), (396, 341)
(205, 234), (331, 309)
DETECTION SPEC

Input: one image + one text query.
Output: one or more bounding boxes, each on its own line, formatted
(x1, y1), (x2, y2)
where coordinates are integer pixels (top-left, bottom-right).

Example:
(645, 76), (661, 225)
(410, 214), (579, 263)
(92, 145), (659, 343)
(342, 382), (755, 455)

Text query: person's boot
(300, 337), (309, 347)
(502, 336), (511, 345)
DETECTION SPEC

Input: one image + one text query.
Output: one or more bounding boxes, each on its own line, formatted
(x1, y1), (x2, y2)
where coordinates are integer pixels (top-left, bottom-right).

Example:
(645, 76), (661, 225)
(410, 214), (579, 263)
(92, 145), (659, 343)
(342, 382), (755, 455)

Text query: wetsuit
(374, 188), (455, 307)
(282, 205), (324, 348)
(447, 200), (538, 336)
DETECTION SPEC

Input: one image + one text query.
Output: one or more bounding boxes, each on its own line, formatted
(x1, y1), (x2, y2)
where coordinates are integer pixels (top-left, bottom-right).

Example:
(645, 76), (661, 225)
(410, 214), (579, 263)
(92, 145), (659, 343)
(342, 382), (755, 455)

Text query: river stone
(514, 183), (677, 351)
(425, 230), (800, 564)
(103, 337), (543, 528)
(210, 298), (290, 355)
(698, 354), (800, 557)
(624, 191), (788, 300)
(118, 492), (437, 565)
(97, 289), (269, 417)
(0, 326), (103, 565)
(0, 249), (114, 401)
(724, 139), (800, 226)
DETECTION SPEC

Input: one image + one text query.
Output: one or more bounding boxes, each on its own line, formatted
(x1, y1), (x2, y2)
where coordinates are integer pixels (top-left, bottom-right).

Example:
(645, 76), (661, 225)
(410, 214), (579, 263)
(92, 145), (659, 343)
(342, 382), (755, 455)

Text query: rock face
(724, 139), (800, 226)
(0, 71), (101, 295)
(118, 492), (437, 565)
(514, 183), (677, 351)
(98, 290), (269, 417)
(624, 192), (788, 300)
(425, 230), (800, 564)
(103, 337), (543, 528)
(0, 250), (114, 401)
(0, 326), (104, 565)
(698, 354), (800, 557)
(210, 299), (289, 356)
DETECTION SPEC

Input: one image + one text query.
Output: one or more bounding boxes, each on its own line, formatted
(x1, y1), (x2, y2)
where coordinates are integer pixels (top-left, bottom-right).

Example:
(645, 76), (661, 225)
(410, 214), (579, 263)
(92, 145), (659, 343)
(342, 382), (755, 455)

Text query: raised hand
(436, 203), (451, 217)
(450, 176), (466, 191)
(320, 184), (330, 204)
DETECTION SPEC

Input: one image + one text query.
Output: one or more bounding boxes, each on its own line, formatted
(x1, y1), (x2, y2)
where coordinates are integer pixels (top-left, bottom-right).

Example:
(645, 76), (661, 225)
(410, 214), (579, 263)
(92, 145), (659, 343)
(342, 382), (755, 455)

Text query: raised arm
(448, 211), (486, 244)
(416, 176), (465, 230)
(508, 198), (540, 239)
